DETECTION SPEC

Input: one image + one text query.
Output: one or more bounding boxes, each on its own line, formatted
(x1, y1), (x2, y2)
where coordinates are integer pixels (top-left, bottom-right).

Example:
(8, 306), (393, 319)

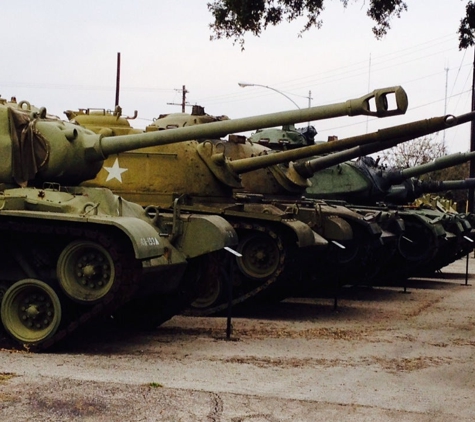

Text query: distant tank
(237, 113), (475, 284)
(343, 153), (475, 275)
(255, 124), (475, 279)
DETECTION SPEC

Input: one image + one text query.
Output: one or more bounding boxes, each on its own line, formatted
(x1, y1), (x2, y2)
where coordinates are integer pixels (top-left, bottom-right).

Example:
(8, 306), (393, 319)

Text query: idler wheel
(236, 232), (282, 280)
(1, 279), (61, 345)
(57, 240), (116, 304)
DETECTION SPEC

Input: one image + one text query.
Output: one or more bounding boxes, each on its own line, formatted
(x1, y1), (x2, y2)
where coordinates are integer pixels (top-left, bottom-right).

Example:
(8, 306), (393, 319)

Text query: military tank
(351, 154), (475, 275)
(254, 124), (475, 280)
(79, 91), (475, 309)
(0, 104), (247, 351)
(228, 112), (475, 286)
(0, 87), (407, 348)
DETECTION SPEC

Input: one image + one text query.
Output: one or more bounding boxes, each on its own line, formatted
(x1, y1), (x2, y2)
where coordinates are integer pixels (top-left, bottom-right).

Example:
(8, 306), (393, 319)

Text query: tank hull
(0, 186), (238, 350)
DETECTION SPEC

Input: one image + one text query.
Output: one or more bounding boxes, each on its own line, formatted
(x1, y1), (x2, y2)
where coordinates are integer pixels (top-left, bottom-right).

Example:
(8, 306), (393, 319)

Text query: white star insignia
(104, 158), (128, 183)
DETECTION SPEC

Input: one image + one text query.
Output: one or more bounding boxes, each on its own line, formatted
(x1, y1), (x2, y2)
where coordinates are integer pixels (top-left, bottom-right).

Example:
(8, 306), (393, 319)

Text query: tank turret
(84, 111), (468, 202)
(145, 105), (230, 131)
(0, 96), (37, 111)
(249, 124), (317, 149)
(304, 145), (475, 205)
(292, 122), (475, 280)
(64, 106), (142, 137)
(235, 112), (473, 195)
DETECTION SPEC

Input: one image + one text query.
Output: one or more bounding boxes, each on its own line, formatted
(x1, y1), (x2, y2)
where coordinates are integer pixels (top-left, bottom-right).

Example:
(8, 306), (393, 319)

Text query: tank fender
(403, 212), (446, 238)
(174, 214), (238, 258)
(281, 219), (328, 248)
(86, 215), (164, 259)
(321, 215), (354, 241)
(0, 210), (164, 260)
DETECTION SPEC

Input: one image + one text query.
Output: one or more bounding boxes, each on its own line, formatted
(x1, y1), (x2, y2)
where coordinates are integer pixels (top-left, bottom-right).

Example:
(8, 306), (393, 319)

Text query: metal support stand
(400, 236), (413, 294)
(463, 237), (473, 286)
(223, 247), (242, 340)
(464, 253), (471, 286)
(331, 241), (346, 311)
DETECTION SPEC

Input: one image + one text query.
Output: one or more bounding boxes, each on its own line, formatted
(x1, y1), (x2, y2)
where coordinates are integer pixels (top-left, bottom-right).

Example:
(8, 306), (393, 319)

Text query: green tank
(0, 87), (408, 348)
(226, 112), (475, 287)
(261, 119), (475, 280)
(339, 153), (475, 276)
(0, 104), (245, 351)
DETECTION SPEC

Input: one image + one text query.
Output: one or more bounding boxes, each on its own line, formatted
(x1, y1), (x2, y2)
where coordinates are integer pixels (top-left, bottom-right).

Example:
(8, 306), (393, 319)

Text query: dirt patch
(0, 258), (475, 421)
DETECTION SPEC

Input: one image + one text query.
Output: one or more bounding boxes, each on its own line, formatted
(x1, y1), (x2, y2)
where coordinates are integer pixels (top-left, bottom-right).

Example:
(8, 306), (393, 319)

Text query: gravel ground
(1, 257), (475, 421)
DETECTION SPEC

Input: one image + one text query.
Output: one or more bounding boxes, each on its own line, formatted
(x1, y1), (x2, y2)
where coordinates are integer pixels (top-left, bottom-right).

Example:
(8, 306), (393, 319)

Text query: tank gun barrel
(390, 147), (475, 183)
(418, 178), (475, 193)
(295, 138), (402, 176)
(229, 111), (471, 176)
(93, 86), (408, 159)
(385, 177), (475, 204)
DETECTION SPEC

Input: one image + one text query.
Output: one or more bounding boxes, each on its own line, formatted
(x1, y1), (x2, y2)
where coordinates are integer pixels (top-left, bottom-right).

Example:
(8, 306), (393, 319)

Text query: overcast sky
(1, 1), (473, 153)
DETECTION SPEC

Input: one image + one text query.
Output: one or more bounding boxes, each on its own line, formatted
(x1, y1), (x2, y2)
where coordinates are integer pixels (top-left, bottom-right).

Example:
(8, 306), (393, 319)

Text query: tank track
(0, 219), (140, 351)
(185, 221), (291, 316)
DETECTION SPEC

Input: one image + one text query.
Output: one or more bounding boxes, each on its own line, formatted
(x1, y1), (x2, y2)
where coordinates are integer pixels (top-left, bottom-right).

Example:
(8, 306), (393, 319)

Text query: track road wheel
(57, 240), (116, 304)
(236, 231), (282, 280)
(191, 277), (222, 309)
(190, 253), (226, 309)
(1, 279), (61, 346)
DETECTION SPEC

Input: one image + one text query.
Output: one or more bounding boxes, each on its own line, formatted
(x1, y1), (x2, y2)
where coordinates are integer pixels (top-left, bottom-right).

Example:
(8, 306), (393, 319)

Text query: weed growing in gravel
(149, 382), (163, 388)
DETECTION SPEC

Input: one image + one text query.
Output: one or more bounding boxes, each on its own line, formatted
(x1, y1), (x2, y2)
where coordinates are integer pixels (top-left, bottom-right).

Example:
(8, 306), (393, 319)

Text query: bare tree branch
(379, 136), (447, 169)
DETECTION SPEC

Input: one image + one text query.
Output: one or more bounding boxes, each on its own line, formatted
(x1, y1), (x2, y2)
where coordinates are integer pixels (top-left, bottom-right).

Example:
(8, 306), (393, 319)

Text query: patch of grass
(148, 382), (163, 388)
(0, 372), (16, 383)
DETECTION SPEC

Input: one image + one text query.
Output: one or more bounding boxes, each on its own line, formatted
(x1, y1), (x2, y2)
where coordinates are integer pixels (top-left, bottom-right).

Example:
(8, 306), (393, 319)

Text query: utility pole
(167, 85), (189, 112)
(307, 89), (312, 127)
(443, 65), (449, 146)
(469, 48), (475, 213)
(115, 52), (121, 107)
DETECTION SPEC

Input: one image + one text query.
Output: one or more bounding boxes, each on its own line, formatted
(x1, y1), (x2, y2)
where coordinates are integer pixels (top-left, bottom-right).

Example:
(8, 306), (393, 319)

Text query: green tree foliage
(208, 0), (475, 49)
